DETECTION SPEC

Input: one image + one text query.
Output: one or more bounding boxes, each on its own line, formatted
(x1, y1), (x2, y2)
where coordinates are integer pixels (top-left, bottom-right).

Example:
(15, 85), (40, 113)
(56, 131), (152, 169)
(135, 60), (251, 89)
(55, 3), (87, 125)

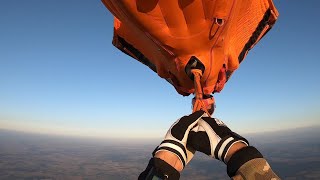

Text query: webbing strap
(191, 69), (211, 116)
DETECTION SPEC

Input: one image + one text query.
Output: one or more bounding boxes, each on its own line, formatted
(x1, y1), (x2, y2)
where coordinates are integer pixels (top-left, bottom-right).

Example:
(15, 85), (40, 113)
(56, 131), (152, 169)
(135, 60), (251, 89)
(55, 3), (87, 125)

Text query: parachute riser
(191, 69), (213, 116)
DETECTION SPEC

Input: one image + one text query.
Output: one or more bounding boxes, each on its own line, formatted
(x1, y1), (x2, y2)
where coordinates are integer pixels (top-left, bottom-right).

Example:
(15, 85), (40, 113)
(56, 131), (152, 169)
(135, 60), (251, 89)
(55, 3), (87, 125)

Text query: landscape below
(0, 126), (319, 180)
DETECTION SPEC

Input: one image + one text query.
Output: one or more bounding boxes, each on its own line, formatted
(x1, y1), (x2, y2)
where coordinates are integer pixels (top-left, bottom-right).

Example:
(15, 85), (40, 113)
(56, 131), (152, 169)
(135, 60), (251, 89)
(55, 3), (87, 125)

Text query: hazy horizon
(0, 124), (319, 142)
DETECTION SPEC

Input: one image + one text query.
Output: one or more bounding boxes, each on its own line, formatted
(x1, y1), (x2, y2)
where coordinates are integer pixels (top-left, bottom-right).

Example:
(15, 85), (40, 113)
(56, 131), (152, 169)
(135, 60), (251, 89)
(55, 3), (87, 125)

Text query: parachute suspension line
(191, 69), (211, 116)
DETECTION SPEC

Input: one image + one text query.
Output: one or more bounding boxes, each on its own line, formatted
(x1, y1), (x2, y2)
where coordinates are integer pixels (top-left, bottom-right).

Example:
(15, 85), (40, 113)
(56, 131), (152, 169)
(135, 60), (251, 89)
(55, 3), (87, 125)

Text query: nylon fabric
(101, 0), (279, 95)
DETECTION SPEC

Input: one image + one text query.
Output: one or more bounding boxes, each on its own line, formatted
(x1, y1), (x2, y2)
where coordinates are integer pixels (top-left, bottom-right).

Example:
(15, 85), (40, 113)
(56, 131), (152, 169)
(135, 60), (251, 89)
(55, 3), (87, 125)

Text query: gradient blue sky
(0, 0), (319, 138)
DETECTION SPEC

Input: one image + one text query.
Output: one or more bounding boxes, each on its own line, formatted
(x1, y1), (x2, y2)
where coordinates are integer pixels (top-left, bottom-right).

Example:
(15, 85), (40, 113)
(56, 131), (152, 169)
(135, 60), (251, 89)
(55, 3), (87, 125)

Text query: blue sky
(0, 0), (319, 138)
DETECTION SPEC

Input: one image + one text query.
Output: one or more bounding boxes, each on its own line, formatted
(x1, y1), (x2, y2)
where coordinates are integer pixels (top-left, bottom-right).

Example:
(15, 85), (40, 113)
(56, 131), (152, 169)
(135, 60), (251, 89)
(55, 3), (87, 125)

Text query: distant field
(0, 126), (319, 180)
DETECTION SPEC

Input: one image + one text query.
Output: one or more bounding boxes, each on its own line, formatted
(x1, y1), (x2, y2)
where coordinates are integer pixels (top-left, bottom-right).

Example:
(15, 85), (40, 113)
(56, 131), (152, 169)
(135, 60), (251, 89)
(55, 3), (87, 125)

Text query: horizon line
(0, 124), (319, 141)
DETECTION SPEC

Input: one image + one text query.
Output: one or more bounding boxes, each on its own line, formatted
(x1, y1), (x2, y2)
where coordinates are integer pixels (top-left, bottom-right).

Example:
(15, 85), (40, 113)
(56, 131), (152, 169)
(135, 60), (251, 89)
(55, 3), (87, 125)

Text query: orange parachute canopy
(101, 0), (278, 112)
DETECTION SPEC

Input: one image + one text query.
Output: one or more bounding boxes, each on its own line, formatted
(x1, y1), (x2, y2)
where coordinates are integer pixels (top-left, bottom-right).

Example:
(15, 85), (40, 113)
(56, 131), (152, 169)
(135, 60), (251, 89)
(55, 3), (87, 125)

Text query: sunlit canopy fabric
(102, 0), (279, 96)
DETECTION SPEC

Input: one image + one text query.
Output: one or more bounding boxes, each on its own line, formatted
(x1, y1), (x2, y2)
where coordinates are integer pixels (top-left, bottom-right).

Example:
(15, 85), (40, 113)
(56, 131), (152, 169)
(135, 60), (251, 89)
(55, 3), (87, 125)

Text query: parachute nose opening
(185, 56), (205, 80)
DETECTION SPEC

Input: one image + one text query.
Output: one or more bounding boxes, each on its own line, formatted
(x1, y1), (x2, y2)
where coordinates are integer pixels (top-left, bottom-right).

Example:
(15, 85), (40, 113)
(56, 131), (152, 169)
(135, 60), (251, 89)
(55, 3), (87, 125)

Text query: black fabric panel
(226, 146), (263, 177)
(238, 9), (272, 63)
(116, 36), (157, 72)
(225, 70), (233, 83)
(187, 131), (211, 155)
(171, 110), (204, 141)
